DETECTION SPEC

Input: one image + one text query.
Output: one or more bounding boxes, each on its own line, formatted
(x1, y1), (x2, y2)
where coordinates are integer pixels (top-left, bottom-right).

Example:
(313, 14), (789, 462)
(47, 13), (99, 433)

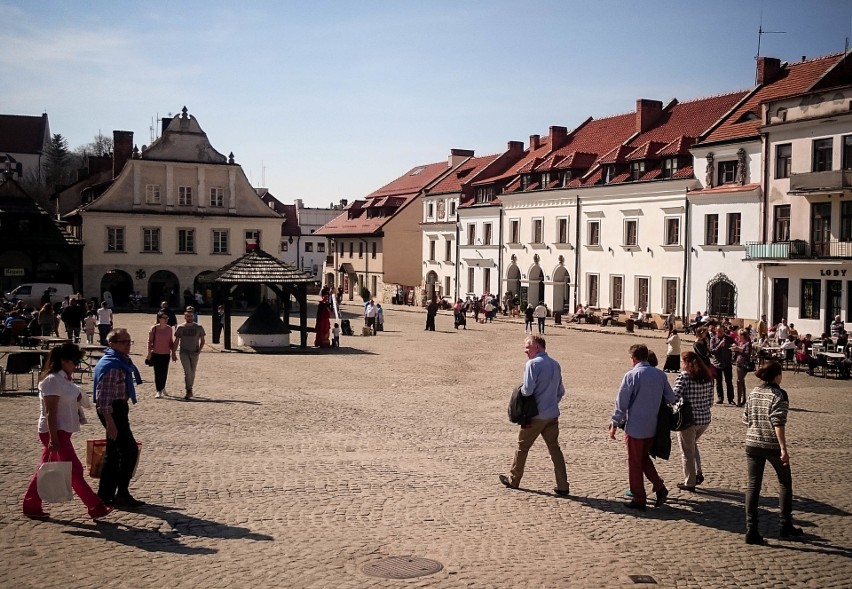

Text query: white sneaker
(155, 391), (162, 399)
(161, 388), (168, 397)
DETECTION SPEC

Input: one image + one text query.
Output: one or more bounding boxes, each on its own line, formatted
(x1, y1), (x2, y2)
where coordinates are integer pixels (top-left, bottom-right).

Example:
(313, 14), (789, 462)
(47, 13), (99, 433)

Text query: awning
(338, 263), (355, 274)
(463, 258), (496, 268)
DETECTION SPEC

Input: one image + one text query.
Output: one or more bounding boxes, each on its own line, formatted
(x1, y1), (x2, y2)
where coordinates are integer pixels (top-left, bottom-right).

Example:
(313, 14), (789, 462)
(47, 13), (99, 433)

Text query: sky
(3, 1), (852, 208)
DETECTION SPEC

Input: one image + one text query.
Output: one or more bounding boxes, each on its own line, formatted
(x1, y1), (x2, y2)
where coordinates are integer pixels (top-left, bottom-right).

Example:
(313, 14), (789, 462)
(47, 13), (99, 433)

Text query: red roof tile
(703, 53), (847, 144)
(471, 137), (552, 186)
(427, 154), (500, 195)
(368, 161), (450, 198)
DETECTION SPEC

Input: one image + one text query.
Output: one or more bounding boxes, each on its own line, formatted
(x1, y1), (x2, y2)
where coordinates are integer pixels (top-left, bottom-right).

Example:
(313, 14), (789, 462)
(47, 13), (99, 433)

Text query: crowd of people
(0, 292), (112, 346)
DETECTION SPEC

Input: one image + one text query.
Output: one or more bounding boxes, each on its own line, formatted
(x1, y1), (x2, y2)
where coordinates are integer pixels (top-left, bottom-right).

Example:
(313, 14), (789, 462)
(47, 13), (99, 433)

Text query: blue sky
(3, 1), (851, 207)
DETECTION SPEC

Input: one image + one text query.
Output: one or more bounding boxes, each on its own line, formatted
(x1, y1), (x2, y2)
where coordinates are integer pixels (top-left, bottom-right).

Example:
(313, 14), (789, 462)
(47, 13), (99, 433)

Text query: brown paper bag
(86, 439), (142, 478)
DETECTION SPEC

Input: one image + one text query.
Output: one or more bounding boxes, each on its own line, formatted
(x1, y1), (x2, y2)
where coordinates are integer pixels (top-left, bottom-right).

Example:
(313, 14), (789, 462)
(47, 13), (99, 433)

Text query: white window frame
(587, 220), (600, 246)
(213, 229), (229, 254)
(610, 274), (624, 309)
(556, 217), (568, 244)
(623, 219), (638, 247)
(178, 186), (193, 206)
(587, 273), (599, 307)
(636, 276), (650, 311)
(177, 228), (195, 253)
(317, 242), (325, 253)
(705, 214), (719, 245)
(145, 184), (161, 204)
(467, 267), (475, 294)
(483, 223), (493, 245)
(142, 227), (160, 253)
(210, 187), (225, 207)
(532, 218), (544, 244)
(106, 226), (125, 252)
(509, 219), (520, 244)
(664, 216), (681, 246)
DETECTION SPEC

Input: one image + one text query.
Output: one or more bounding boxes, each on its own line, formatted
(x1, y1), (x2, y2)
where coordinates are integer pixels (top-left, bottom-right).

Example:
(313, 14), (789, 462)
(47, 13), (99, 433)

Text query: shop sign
(3, 268), (24, 277)
(820, 269), (848, 277)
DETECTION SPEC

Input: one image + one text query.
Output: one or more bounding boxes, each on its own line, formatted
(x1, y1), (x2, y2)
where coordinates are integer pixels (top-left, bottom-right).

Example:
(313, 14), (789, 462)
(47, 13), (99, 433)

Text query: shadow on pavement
(58, 503), (273, 553)
(184, 398), (262, 405)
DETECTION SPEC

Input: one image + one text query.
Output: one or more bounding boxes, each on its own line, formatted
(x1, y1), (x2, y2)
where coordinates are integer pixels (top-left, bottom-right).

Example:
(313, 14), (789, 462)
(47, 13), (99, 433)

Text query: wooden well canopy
(209, 249), (315, 349)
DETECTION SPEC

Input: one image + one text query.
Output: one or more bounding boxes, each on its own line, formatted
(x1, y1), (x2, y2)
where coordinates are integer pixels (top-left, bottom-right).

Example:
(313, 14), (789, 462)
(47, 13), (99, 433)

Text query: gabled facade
(75, 108), (283, 307)
(734, 53), (852, 335)
(317, 154), (461, 303)
(0, 113), (50, 184)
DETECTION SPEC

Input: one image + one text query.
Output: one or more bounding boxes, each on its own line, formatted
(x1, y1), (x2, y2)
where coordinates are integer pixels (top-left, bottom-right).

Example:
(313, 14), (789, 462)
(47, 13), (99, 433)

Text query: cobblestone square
(1, 302), (850, 588)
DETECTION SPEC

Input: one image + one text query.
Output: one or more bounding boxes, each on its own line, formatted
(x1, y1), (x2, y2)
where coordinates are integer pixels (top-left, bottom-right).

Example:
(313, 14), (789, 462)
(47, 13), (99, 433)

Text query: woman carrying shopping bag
(22, 343), (113, 520)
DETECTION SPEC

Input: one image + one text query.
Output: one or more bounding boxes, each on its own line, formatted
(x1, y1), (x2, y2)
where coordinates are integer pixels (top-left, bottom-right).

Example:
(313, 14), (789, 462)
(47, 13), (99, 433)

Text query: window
(428, 240), (436, 261)
(213, 230), (229, 254)
(210, 187), (224, 207)
(348, 242), (353, 257)
(631, 161), (645, 181)
(561, 170), (573, 186)
(775, 144), (792, 178)
(468, 268), (475, 294)
(483, 223), (492, 245)
(705, 214), (719, 245)
(637, 277), (649, 311)
(773, 205), (791, 242)
(664, 218), (680, 246)
(844, 135), (852, 170)
(305, 242), (313, 253)
(663, 279), (678, 314)
(842, 202), (852, 242)
(813, 138), (833, 172)
(800, 279), (821, 320)
(142, 228), (160, 253)
(317, 242), (325, 253)
(427, 203), (434, 218)
(475, 186), (495, 204)
(661, 158), (679, 179)
(467, 224), (476, 245)
(337, 242), (343, 256)
(445, 239), (453, 262)
(532, 219), (543, 243)
(450, 201), (457, 216)
(604, 165), (617, 184)
(541, 172), (550, 187)
(358, 242), (364, 258)
(717, 161), (738, 185)
(557, 218), (568, 244)
(588, 221), (600, 246)
(483, 268), (491, 293)
(178, 229), (195, 253)
(587, 274), (599, 307)
(623, 219), (638, 246)
(106, 227), (124, 252)
(727, 213), (741, 245)
(510, 219), (520, 243)
(245, 230), (260, 250)
(178, 186), (193, 205)
(371, 242), (376, 259)
(280, 240), (289, 253)
(145, 184), (161, 204)
(520, 175), (531, 190)
(611, 275), (623, 309)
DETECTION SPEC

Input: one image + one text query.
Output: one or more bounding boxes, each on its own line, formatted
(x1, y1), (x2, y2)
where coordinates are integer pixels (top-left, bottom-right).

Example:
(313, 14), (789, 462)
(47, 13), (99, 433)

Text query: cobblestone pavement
(1, 303), (850, 588)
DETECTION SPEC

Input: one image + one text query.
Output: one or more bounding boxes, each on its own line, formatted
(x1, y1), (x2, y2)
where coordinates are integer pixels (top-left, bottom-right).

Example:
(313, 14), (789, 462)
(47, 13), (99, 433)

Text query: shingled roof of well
(211, 249), (314, 283)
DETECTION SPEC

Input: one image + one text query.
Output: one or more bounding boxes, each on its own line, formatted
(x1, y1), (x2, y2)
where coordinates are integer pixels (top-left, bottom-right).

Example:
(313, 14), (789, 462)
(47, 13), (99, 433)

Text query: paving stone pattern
(1, 303), (850, 588)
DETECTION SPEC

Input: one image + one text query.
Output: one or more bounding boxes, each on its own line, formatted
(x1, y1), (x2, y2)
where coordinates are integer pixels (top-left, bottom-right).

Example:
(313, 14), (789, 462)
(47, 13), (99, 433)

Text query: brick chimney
(529, 134), (541, 151)
(112, 130), (133, 178)
(549, 126), (568, 150)
(636, 99), (663, 133)
(449, 148), (474, 168)
(756, 56), (782, 84)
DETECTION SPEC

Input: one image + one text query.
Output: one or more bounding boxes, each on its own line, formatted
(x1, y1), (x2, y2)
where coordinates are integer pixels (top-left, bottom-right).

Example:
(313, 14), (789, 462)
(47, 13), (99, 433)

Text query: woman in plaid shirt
(673, 351), (714, 492)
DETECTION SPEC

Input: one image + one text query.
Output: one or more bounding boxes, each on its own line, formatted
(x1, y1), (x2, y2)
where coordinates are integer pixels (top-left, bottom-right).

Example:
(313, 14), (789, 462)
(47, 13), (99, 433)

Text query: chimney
(635, 99), (663, 133)
(449, 148), (474, 168)
(340, 198), (348, 208)
(507, 141), (524, 156)
(112, 130), (133, 179)
(161, 116), (173, 135)
(529, 134), (540, 151)
(295, 198), (303, 209)
(756, 57), (782, 85)
(549, 126), (568, 150)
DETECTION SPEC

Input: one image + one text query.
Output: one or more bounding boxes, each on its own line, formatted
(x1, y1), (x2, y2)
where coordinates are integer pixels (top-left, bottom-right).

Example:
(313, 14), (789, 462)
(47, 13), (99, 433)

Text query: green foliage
(359, 286), (371, 302)
(44, 133), (72, 189)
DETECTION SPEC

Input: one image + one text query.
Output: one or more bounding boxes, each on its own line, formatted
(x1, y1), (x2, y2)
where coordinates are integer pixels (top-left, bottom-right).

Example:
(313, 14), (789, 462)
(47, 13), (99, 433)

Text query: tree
(43, 133), (72, 189)
(75, 132), (113, 158)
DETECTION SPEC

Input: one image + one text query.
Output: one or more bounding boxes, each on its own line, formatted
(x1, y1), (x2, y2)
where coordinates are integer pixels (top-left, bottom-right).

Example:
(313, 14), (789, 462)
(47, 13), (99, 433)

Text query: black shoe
(624, 501), (646, 511)
(695, 474), (704, 486)
(553, 485), (570, 497)
(654, 487), (669, 507)
(780, 523), (804, 538)
(498, 474), (518, 490)
(745, 532), (766, 545)
(715, 400), (724, 404)
(728, 400), (736, 405)
(677, 483), (696, 492)
(112, 494), (145, 509)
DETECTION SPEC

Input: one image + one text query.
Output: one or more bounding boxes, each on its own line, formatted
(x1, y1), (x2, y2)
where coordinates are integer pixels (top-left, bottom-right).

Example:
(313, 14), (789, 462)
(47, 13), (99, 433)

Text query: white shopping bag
(36, 459), (74, 503)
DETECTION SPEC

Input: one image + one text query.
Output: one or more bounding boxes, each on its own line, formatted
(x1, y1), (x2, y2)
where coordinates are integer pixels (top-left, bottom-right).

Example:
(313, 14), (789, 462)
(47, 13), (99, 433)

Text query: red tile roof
(427, 154), (500, 195)
(472, 137), (553, 186)
(0, 113), (49, 154)
(703, 53), (847, 144)
(688, 182), (760, 196)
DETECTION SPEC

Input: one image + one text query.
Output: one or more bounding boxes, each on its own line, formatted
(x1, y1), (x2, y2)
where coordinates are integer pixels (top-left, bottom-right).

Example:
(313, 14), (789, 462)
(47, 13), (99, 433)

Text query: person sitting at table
(836, 329), (849, 351)
(797, 335), (821, 376)
(601, 307), (618, 327)
(573, 303), (587, 323)
(687, 311), (703, 334)
(636, 308), (649, 329)
(787, 323), (799, 340)
(831, 315), (844, 338)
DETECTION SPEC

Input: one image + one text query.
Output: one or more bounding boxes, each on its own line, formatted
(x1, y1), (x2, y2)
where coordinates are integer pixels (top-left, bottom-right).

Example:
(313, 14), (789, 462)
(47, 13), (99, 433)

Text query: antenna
(261, 160), (266, 187)
(755, 24), (786, 61)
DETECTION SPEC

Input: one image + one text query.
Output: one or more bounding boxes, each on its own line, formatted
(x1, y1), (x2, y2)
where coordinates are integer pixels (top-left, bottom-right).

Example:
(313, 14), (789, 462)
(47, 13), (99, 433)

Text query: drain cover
(362, 556), (443, 579)
(628, 574), (657, 584)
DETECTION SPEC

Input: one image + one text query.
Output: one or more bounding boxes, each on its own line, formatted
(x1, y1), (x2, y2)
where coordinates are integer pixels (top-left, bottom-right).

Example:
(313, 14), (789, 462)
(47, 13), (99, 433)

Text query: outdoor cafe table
(30, 336), (72, 348)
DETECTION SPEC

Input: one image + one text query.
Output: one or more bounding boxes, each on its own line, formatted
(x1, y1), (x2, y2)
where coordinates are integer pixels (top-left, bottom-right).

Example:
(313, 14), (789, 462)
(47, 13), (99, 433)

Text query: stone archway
(552, 266), (570, 312)
(707, 273), (737, 317)
(149, 270), (180, 308)
(100, 269), (134, 307)
(506, 264), (521, 303)
(528, 265), (544, 306)
(426, 270), (439, 302)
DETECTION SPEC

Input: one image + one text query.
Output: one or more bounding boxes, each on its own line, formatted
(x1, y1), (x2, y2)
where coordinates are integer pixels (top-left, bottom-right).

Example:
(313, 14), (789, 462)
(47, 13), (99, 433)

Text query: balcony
(789, 170), (852, 195)
(745, 240), (852, 260)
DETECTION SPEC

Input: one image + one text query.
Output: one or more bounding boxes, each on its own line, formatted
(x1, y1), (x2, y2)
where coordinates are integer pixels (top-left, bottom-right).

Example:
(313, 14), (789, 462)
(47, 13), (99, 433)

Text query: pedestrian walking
(499, 335), (569, 495)
(425, 298), (438, 331)
(147, 312), (175, 398)
(608, 344), (676, 510)
(96, 301), (113, 346)
(22, 343), (113, 520)
(663, 328), (681, 372)
(533, 301), (547, 334)
(743, 360), (803, 544)
(524, 304), (534, 333)
(710, 325), (735, 405)
(673, 351), (714, 491)
(173, 307), (206, 400)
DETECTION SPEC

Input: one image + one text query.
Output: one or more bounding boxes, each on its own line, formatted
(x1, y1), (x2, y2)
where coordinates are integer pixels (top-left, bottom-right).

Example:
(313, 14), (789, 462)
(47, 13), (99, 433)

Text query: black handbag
(669, 397), (694, 431)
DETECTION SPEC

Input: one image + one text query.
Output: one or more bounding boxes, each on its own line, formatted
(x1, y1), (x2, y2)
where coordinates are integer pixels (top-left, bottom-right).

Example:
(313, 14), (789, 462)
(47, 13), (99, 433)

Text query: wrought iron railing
(745, 239), (852, 259)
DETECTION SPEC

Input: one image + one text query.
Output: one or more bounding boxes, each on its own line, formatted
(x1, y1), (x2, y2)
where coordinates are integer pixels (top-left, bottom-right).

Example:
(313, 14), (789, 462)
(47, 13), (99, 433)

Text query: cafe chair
(3, 353), (38, 394)
(794, 351), (810, 374)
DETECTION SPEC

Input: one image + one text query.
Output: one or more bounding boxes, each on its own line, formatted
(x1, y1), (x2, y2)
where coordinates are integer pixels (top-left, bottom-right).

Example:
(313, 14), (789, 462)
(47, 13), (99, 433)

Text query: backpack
(507, 384), (538, 426)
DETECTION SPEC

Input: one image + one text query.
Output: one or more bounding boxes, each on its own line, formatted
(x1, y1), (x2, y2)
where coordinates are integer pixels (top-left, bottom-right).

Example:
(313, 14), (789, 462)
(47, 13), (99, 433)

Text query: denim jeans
(745, 447), (793, 534)
(97, 400), (139, 501)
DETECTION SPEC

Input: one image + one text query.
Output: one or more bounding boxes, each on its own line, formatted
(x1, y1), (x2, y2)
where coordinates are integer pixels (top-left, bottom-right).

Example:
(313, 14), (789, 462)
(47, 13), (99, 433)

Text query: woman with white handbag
(22, 343), (113, 520)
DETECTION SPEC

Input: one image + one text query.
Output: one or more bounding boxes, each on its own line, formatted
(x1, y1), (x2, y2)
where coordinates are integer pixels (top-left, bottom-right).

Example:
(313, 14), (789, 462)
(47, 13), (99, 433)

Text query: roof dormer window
(630, 161), (645, 181)
(604, 165), (618, 184)
(661, 157), (679, 179)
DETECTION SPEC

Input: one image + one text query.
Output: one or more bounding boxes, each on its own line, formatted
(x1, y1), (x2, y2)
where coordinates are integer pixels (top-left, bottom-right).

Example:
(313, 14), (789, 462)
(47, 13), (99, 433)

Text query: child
(332, 323), (340, 348)
(83, 311), (97, 344)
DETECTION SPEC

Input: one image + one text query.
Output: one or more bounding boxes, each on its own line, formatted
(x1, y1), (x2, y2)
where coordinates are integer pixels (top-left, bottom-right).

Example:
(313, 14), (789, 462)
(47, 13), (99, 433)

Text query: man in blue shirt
(609, 344), (676, 510)
(500, 335), (569, 496)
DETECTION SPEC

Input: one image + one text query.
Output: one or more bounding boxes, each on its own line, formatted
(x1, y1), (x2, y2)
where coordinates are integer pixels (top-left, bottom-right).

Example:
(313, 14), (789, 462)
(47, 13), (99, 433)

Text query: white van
(4, 283), (75, 308)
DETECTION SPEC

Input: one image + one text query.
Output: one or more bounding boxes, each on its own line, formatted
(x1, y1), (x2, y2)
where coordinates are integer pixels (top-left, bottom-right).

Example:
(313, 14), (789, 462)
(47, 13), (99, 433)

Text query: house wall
(457, 205), (501, 298)
(421, 192), (460, 301)
(383, 199), (423, 288)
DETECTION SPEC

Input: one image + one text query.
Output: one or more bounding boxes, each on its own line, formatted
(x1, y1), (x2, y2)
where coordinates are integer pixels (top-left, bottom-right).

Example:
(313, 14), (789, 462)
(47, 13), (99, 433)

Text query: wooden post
(298, 282), (308, 349)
